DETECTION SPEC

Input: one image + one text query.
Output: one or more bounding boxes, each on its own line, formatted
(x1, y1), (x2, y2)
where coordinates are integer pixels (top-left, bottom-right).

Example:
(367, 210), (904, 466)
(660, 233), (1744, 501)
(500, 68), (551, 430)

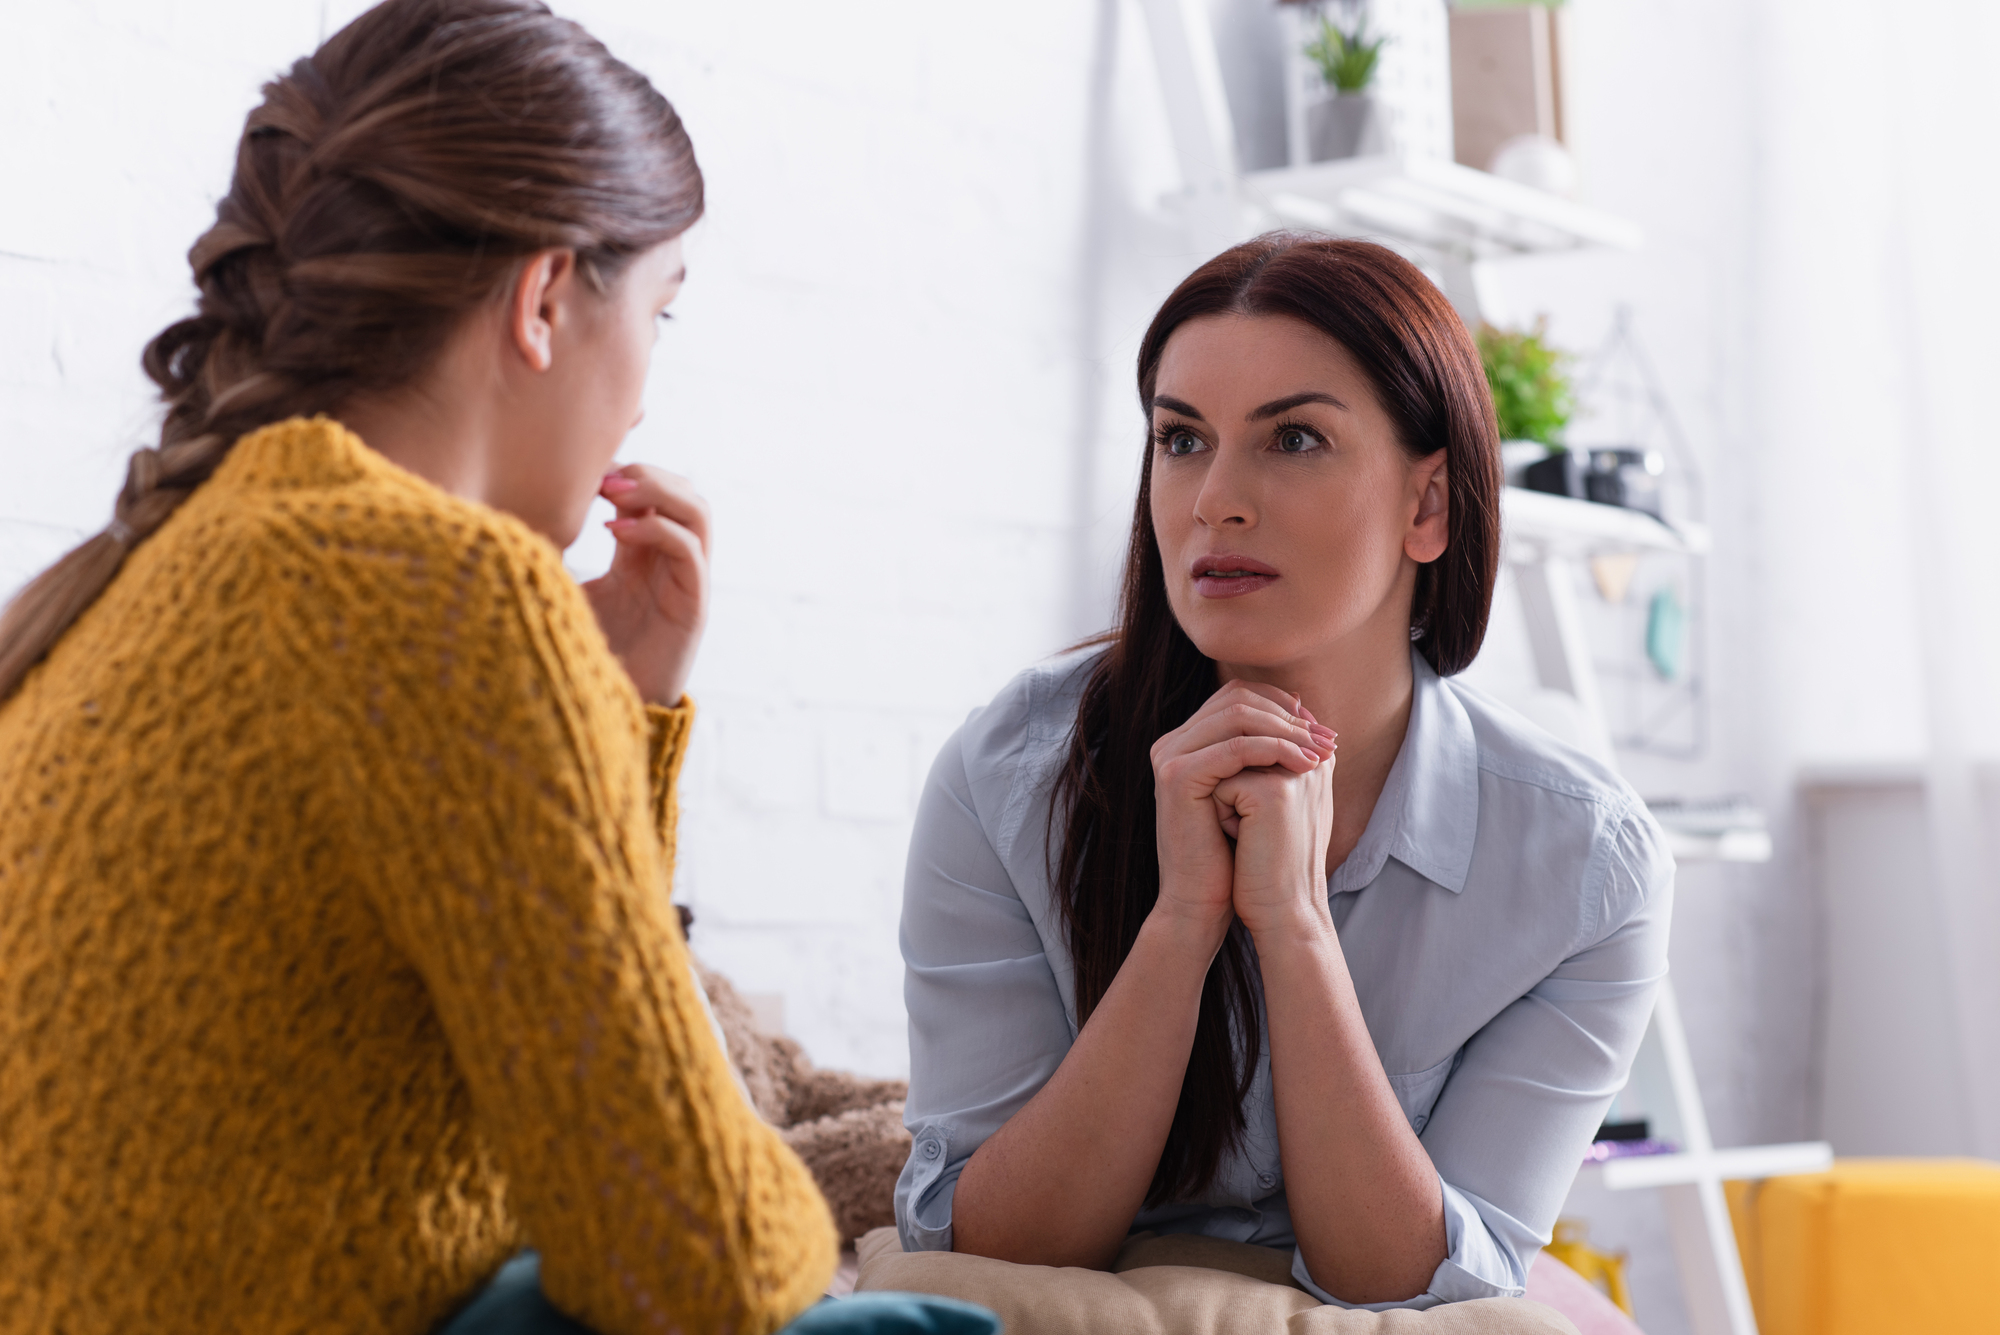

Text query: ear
(507, 249), (579, 373)
(1406, 449), (1449, 564)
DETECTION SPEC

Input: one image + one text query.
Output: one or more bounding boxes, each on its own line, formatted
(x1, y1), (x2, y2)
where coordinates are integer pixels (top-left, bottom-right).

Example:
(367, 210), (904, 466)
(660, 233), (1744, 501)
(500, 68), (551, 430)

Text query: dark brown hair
(1051, 234), (1500, 1205)
(0, 0), (703, 702)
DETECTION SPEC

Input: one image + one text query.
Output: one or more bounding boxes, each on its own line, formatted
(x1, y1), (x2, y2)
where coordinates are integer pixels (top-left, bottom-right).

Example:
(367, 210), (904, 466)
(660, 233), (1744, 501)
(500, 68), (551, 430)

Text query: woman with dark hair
(895, 235), (1672, 1310)
(0, 4), (993, 1334)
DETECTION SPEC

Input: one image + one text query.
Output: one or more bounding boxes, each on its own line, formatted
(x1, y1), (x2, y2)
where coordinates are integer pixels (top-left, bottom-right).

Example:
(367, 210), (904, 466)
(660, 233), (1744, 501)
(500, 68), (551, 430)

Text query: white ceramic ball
(1489, 134), (1578, 198)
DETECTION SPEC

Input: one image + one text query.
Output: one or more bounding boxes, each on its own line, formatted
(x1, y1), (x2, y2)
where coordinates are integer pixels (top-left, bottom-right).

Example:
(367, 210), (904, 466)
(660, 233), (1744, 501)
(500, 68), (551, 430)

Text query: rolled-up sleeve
(1296, 805), (1675, 1308)
(895, 723), (1074, 1253)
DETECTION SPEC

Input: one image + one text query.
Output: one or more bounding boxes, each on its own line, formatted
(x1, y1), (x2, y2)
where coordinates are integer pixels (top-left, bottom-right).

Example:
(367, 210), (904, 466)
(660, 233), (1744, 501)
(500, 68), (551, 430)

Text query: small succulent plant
(1303, 15), (1388, 94)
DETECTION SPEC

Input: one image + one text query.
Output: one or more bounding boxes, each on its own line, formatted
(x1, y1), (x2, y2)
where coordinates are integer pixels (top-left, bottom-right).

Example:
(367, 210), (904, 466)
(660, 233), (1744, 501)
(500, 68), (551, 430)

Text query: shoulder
(953, 645), (1102, 782)
(1448, 678), (1631, 808)
(193, 417), (632, 720)
(922, 645), (1103, 860)
(1449, 679), (1673, 937)
(220, 418), (596, 639)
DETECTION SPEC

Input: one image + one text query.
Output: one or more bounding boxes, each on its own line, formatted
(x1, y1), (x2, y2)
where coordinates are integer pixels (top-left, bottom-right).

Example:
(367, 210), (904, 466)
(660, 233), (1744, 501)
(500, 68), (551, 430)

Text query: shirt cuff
(894, 1122), (964, 1253)
(645, 698), (696, 843)
(1290, 1175), (1528, 1309)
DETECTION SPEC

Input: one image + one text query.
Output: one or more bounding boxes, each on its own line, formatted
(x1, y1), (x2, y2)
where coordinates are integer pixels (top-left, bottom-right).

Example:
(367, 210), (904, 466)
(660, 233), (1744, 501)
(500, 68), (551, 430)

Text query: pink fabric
(1524, 1252), (1647, 1335)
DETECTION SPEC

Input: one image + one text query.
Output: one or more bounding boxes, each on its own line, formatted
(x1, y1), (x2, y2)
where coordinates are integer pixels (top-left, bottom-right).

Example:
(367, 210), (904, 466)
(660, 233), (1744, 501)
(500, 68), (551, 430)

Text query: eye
(655, 311), (675, 324)
(1159, 427), (1205, 456)
(1275, 424), (1322, 454)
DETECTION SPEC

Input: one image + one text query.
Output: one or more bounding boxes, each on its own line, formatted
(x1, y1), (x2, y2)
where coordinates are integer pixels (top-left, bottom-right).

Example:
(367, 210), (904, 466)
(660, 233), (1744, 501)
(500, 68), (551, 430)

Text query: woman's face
(1148, 313), (1448, 673)
(495, 236), (686, 545)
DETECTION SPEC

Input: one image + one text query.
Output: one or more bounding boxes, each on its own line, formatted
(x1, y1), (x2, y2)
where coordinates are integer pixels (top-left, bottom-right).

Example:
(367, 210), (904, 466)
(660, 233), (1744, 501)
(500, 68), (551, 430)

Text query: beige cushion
(854, 1228), (1579, 1335)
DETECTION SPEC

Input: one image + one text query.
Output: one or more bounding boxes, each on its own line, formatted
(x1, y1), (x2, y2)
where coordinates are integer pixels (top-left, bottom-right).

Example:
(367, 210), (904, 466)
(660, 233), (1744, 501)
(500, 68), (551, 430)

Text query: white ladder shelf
(1132, 4), (1830, 1333)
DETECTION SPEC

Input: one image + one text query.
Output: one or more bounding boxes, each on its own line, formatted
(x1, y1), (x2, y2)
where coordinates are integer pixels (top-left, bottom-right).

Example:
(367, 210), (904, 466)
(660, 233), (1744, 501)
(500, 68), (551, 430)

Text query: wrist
(1241, 899), (1338, 951)
(1140, 898), (1232, 964)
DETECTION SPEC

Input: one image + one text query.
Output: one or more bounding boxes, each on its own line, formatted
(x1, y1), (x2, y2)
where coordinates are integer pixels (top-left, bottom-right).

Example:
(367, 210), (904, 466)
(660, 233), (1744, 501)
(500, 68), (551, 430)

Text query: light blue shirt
(894, 648), (1673, 1309)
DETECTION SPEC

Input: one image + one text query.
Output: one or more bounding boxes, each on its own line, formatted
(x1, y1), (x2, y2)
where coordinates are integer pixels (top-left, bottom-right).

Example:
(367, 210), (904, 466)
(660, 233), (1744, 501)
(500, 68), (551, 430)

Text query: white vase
(1488, 133), (1578, 197)
(1308, 93), (1385, 162)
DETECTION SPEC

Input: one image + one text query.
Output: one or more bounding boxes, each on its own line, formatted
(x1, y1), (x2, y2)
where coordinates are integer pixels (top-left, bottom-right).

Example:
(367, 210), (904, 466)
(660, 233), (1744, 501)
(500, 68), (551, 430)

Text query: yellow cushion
(1726, 1159), (2000, 1335)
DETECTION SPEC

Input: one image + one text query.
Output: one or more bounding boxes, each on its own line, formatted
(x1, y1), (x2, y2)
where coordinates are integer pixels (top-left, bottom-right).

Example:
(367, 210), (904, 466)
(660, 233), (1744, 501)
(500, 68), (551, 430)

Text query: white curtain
(1756, 0), (2000, 1152)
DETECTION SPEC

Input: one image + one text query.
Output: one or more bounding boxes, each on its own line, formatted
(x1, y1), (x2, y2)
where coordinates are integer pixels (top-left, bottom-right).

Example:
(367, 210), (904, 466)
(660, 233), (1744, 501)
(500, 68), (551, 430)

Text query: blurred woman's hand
(1149, 681), (1331, 943)
(583, 465), (710, 707)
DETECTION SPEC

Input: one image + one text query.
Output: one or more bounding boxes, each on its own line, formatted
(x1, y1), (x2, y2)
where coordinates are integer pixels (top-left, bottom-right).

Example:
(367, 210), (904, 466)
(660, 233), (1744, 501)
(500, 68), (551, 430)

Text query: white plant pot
(1308, 93), (1385, 162)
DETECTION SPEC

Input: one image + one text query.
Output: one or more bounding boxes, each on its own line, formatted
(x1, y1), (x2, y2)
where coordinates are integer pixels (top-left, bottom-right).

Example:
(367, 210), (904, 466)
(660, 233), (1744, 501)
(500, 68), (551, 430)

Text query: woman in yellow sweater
(0, 3), (990, 1334)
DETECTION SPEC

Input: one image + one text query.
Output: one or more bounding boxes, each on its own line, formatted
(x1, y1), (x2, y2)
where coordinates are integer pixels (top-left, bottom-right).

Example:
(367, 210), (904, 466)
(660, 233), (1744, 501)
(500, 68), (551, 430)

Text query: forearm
(951, 907), (1222, 1269)
(1257, 911), (1446, 1304)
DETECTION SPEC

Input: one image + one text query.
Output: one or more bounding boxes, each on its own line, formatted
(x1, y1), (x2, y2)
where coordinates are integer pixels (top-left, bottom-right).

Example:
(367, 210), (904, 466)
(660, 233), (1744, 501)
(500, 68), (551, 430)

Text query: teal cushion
(785, 1291), (1000, 1335)
(439, 1254), (999, 1335)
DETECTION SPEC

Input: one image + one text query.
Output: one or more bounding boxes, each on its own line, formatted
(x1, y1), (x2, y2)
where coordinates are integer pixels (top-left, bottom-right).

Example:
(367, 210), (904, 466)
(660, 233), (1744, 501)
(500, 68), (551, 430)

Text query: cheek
(1149, 467), (1197, 544)
(1288, 472), (1408, 597)
(609, 318), (653, 408)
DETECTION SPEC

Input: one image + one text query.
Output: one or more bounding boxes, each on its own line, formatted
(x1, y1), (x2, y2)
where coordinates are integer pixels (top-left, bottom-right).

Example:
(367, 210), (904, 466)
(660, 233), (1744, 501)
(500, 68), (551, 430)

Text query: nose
(1191, 442), (1257, 530)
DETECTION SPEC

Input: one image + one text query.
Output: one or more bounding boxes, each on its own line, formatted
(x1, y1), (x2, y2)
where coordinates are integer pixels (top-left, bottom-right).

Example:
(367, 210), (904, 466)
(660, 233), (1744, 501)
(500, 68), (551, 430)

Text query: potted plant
(1477, 318), (1574, 447)
(1302, 12), (1389, 161)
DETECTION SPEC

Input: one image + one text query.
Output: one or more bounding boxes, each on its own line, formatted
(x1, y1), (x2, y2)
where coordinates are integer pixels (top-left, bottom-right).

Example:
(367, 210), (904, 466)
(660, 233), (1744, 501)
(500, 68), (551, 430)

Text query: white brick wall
(0, 0), (1150, 1077)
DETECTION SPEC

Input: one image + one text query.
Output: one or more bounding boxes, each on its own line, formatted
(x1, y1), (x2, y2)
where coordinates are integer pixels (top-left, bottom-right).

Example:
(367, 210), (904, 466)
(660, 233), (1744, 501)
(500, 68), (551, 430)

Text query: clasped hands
(1150, 681), (1338, 943)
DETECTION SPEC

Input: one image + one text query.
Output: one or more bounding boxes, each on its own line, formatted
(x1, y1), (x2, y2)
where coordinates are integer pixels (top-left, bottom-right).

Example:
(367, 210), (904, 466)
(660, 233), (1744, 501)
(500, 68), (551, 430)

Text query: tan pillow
(854, 1228), (1580, 1335)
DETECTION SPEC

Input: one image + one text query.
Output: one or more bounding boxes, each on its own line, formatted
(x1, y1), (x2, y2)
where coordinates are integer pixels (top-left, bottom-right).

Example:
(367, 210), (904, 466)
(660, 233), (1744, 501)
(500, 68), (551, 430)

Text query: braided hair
(0, 0), (703, 702)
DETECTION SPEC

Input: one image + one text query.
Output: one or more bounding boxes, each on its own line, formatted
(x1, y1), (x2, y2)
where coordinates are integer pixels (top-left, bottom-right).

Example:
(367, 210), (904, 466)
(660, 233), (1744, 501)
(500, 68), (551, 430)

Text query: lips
(1189, 554), (1278, 599)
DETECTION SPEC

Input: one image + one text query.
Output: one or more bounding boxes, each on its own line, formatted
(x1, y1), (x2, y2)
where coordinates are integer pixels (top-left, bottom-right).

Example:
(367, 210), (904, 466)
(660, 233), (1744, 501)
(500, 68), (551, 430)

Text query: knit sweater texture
(0, 417), (837, 1334)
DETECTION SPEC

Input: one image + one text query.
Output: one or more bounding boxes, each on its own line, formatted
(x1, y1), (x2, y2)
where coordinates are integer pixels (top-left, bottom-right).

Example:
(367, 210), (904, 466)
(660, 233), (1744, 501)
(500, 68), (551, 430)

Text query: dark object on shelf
(1521, 447), (1584, 499)
(1595, 1118), (1651, 1143)
(1523, 446), (1665, 519)
(1586, 448), (1665, 518)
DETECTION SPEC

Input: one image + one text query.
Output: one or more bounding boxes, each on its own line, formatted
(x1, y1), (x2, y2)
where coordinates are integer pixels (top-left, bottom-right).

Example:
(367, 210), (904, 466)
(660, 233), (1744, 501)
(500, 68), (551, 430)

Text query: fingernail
(1310, 724), (1335, 743)
(1298, 703), (1319, 724)
(605, 518), (635, 531)
(602, 476), (639, 494)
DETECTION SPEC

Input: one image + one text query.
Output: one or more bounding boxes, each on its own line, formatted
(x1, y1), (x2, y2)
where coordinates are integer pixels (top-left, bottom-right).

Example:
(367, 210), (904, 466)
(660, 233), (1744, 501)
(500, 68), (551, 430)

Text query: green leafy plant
(1477, 319), (1575, 445)
(1303, 15), (1387, 94)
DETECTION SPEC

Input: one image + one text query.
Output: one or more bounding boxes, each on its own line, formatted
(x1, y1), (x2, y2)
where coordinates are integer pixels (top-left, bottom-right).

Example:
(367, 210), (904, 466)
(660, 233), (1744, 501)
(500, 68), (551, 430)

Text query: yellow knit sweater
(0, 418), (837, 1334)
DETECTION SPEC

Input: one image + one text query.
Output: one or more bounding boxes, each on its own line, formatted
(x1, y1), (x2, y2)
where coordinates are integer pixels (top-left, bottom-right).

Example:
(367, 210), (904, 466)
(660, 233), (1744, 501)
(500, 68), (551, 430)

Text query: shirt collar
(1326, 648), (1481, 896)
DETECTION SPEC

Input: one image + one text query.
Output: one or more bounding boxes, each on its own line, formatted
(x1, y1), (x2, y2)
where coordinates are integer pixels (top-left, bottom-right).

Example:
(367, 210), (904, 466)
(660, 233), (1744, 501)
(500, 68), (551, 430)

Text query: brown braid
(0, 0), (703, 702)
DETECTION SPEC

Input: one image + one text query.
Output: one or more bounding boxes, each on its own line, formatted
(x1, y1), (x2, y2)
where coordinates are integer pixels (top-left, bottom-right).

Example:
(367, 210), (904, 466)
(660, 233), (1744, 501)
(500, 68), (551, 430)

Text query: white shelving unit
(1500, 486), (1704, 766)
(1133, 4), (1828, 1333)
(1657, 826), (1775, 866)
(1504, 485), (1709, 557)
(1246, 154), (1645, 260)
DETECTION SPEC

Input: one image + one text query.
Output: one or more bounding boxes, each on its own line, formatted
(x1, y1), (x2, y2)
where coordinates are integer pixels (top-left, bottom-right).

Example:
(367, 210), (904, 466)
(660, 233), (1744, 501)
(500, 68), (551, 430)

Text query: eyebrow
(1150, 390), (1350, 423)
(1247, 391), (1348, 420)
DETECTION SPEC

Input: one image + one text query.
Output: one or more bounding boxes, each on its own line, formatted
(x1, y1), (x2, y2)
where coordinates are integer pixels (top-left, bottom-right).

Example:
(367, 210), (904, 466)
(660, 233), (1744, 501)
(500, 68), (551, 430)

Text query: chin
(520, 504), (583, 550)
(1183, 623), (1304, 670)
(1178, 600), (1333, 671)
